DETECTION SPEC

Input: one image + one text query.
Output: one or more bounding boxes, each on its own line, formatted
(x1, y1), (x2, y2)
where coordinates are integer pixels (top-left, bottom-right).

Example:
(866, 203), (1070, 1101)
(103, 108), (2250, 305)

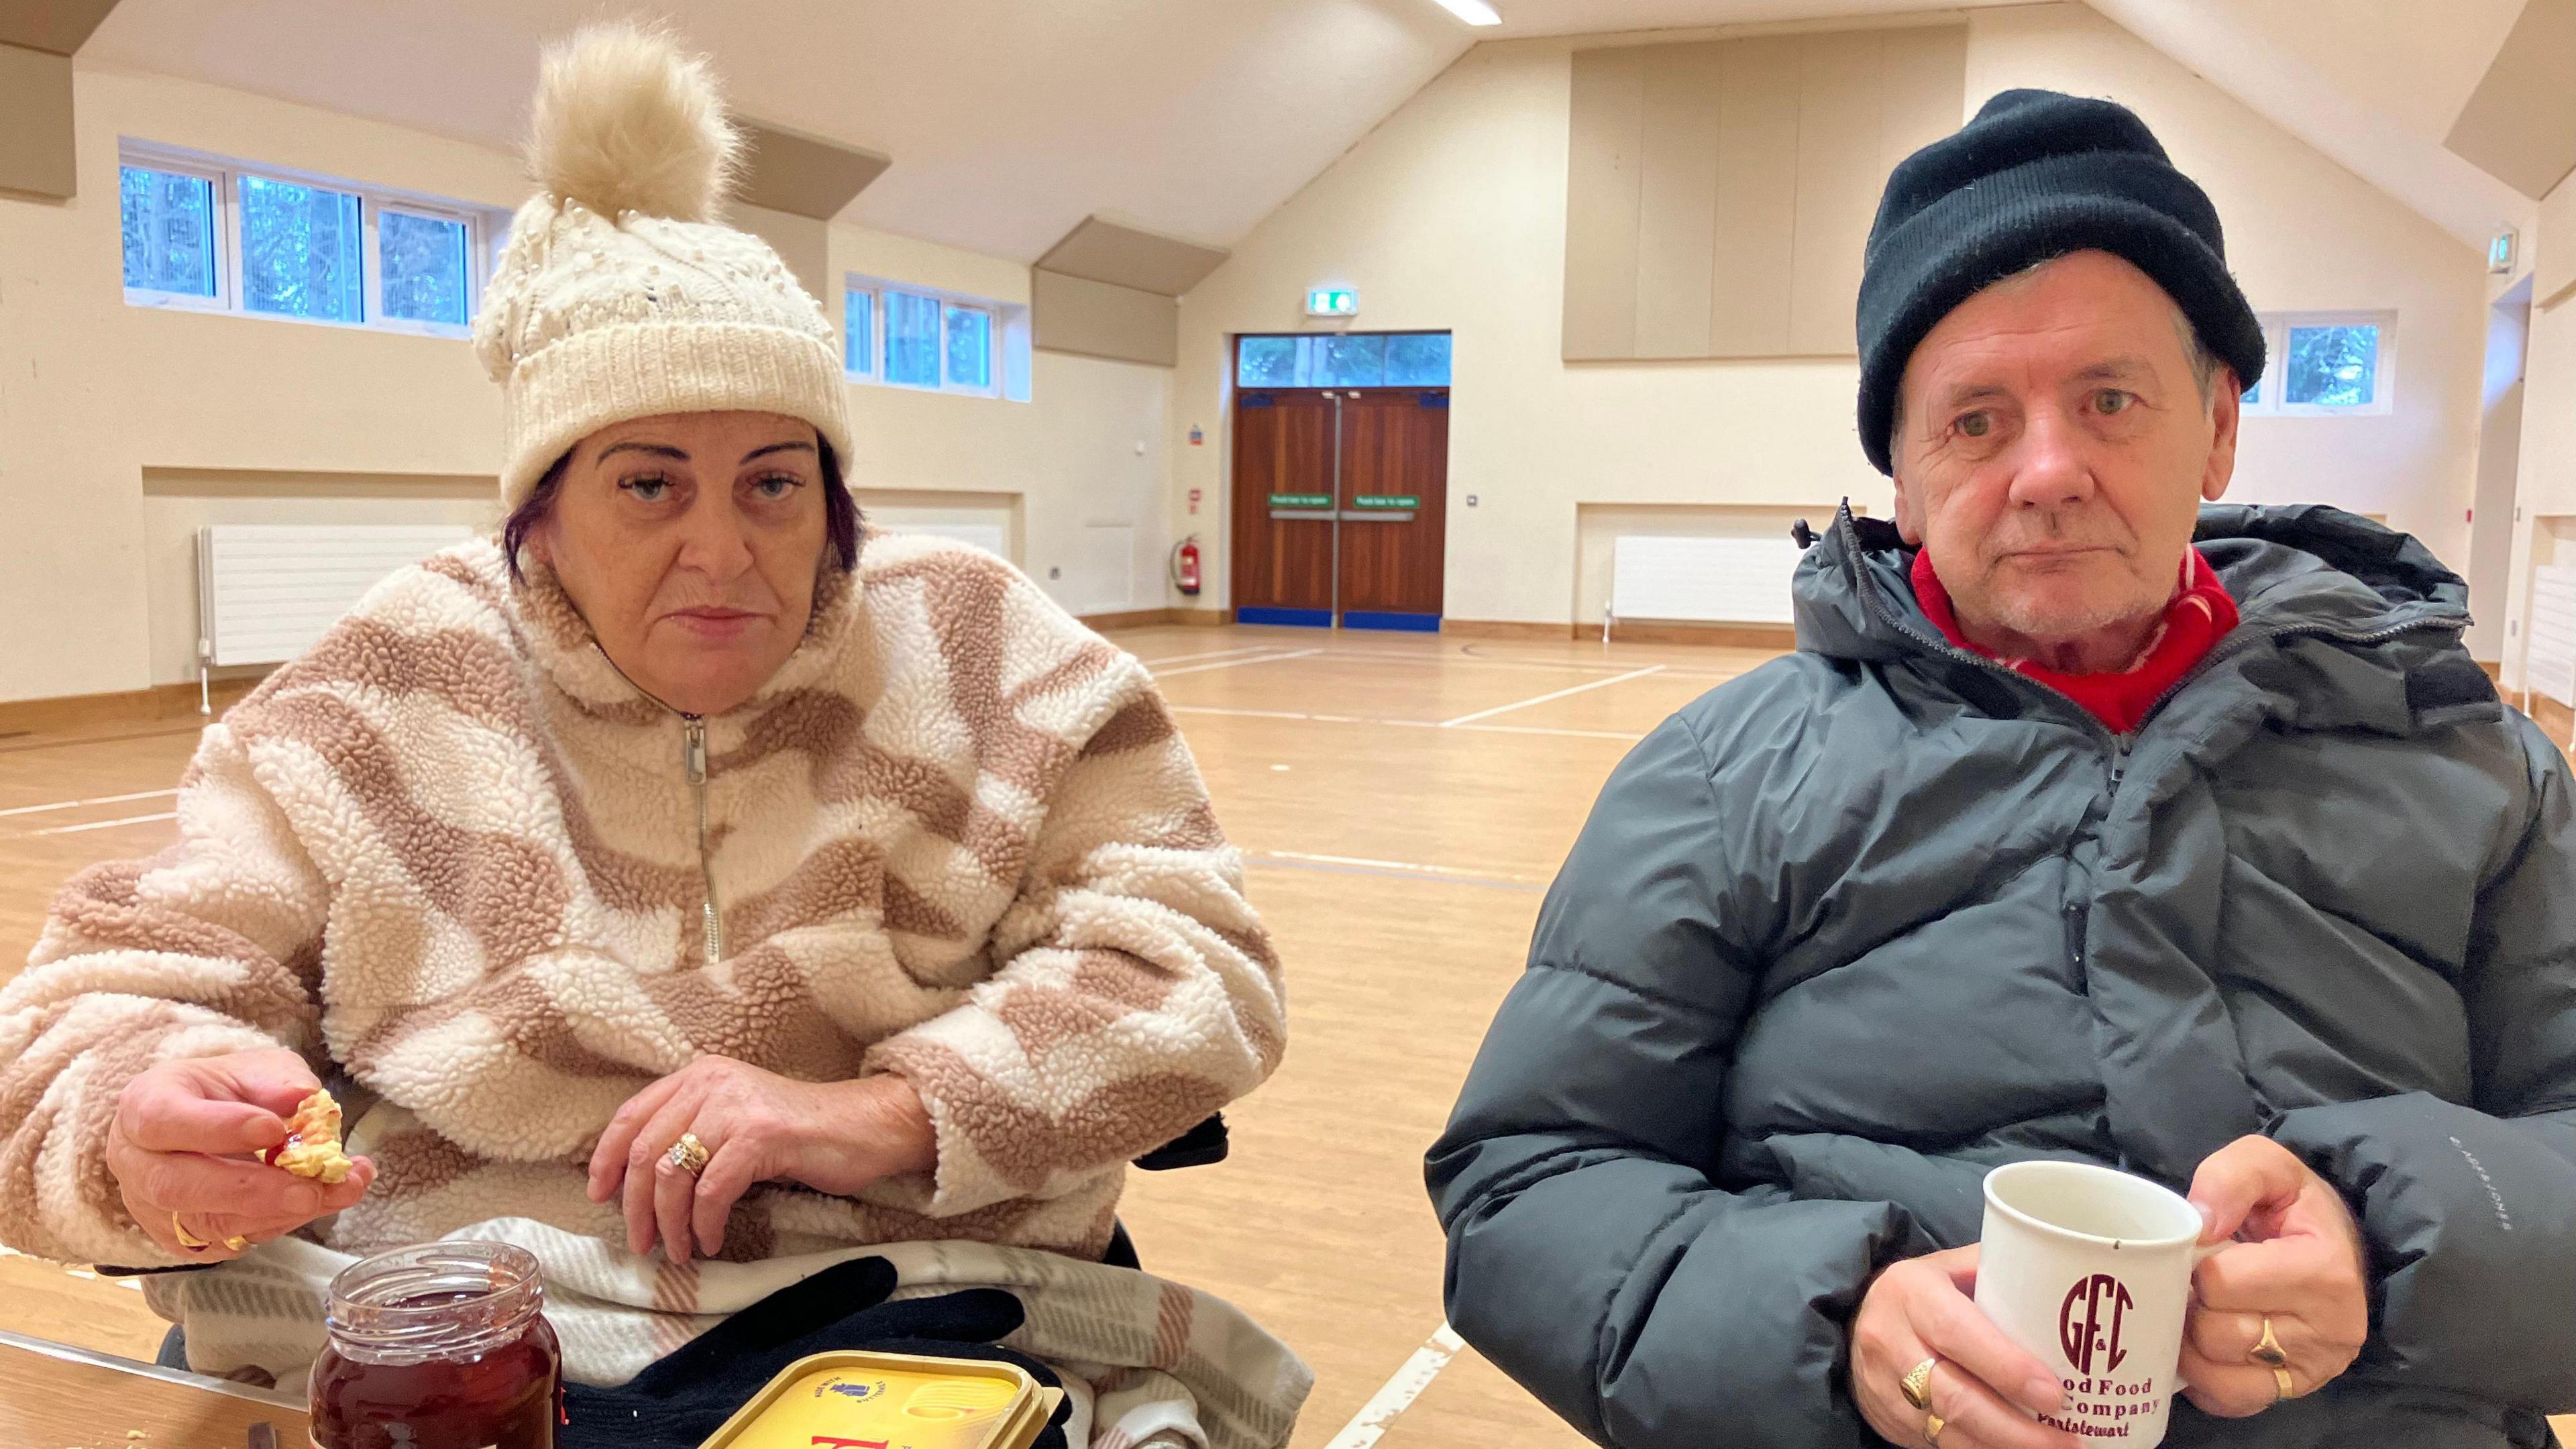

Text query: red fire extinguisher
(1173, 536), (1203, 596)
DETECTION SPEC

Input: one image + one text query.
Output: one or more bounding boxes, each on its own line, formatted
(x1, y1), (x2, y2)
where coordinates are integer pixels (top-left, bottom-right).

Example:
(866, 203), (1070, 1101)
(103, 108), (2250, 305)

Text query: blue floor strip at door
(1341, 611), (1442, 633)
(1236, 606), (1335, 628)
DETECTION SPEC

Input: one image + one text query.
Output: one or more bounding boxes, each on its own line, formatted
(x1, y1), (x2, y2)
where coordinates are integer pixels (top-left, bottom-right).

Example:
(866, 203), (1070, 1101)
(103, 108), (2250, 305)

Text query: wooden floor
(1, 625), (2568, 1449)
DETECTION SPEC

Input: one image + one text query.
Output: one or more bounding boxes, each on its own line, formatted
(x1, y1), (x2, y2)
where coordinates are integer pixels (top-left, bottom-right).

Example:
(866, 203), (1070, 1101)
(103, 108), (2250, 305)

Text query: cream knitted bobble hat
(474, 23), (854, 511)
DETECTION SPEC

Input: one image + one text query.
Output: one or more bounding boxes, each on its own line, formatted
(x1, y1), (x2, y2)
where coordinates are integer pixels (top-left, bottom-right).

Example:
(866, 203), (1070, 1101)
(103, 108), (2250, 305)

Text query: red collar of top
(1909, 545), (2241, 735)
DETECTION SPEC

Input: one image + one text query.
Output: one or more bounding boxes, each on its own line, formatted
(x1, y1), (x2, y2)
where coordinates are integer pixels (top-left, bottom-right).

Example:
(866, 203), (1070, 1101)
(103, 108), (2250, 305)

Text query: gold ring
(2251, 1316), (2289, 1368)
(665, 1131), (711, 1177)
(1925, 1410), (1947, 1445)
(170, 1213), (214, 1251)
(2272, 1366), (2295, 1403)
(1900, 1356), (1937, 1410)
(223, 1234), (250, 1252)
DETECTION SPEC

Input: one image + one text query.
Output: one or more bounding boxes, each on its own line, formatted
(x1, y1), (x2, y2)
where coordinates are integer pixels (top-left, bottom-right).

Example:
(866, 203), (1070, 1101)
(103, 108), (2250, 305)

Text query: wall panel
(1564, 25), (1965, 361)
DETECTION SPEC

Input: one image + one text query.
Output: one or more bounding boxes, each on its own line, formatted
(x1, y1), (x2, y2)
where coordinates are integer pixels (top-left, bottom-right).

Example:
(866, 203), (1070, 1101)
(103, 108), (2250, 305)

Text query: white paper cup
(1975, 1161), (2214, 1446)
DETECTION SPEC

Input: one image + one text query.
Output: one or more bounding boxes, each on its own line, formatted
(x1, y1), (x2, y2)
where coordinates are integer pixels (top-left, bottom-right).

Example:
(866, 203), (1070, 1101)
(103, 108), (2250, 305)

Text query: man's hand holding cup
(1851, 1245), (2080, 1448)
(2180, 1135), (2369, 1416)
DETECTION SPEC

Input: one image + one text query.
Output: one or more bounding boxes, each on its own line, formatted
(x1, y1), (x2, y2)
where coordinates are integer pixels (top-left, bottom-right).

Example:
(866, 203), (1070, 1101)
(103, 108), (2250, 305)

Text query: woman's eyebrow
(743, 440), (818, 462)
(598, 441), (689, 462)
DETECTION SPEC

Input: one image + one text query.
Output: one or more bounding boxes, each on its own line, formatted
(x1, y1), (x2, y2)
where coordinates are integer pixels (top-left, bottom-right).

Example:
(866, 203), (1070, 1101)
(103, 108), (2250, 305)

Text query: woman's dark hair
(502, 435), (858, 583)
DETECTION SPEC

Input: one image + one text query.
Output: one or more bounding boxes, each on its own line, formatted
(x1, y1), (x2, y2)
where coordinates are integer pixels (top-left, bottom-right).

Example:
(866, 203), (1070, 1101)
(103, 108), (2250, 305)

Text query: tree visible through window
(885, 290), (942, 388)
(119, 165), (217, 297)
(379, 210), (470, 326)
(239, 175), (364, 323)
(2237, 313), (2392, 416)
(1235, 332), (1454, 389)
(122, 146), (498, 333)
(945, 305), (990, 391)
(845, 288), (874, 376)
(1385, 333), (1452, 386)
(1238, 336), (1297, 387)
(2283, 325), (2377, 408)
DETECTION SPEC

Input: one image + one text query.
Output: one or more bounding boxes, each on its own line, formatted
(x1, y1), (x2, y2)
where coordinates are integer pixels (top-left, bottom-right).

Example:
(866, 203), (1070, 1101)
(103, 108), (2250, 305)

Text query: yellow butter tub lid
(696, 1349), (1065, 1449)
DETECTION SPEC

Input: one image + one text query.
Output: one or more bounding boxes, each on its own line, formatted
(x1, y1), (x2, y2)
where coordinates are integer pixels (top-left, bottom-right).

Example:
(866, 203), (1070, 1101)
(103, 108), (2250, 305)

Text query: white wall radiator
(1605, 533), (1806, 641)
(196, 523), (477, 712)
(2527, 564), (2576, 709)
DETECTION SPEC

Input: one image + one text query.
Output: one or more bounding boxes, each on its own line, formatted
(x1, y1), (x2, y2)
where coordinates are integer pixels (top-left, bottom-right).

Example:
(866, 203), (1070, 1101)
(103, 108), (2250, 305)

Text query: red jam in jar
(309, 1240), (562, 1449)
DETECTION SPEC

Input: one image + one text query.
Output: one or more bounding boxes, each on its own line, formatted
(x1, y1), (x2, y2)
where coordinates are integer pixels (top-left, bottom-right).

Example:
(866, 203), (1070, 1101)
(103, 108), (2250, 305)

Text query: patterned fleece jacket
(0, 532), (1285, 1271)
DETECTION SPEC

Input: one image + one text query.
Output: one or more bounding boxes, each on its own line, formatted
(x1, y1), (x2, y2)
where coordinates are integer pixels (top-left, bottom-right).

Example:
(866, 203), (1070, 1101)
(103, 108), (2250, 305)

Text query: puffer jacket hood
(1793, 500), (2471, 663)
(1791, 501), (2491, 741)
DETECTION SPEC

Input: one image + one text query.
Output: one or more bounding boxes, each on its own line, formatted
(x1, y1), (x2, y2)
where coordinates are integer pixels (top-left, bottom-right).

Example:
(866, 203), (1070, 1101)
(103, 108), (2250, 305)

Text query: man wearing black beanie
(1435, 87), (2576, 1449)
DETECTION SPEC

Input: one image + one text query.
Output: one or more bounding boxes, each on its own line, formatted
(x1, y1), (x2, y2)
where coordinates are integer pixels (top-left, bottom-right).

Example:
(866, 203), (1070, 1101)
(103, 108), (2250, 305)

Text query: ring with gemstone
(665, 1131), (711, 1177)
(1900, 1356), (1938, 1410)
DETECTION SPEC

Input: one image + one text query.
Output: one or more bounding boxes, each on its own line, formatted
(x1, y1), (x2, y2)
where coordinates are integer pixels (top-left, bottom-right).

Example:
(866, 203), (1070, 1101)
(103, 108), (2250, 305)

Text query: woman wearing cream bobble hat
(0, 18), (1287, 1395)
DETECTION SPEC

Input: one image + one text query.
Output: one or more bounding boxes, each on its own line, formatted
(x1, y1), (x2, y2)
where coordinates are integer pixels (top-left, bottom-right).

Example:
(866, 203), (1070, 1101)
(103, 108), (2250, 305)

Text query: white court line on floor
(0, 788), (178, 820)
(1438, 665), (1667, 728)
(1169, 704), (1387, 725)
(1150, 648), (1325, 678)
(1248, 855), (1542, 893)
(1249, 848), (1546, 890)
(1324, 1322), (1468, 1449)
(1166, 702), (1645, 744)
(1278, 649), (1655, 677)
(1132, 645), (1281, 669)
(25, 810), (179, 837)
(1451, 720), (1647, 742)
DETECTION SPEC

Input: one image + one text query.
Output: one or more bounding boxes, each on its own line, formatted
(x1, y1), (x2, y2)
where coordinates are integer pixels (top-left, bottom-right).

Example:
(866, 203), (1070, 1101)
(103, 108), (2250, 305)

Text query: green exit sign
(1305, 288), (1358, 317)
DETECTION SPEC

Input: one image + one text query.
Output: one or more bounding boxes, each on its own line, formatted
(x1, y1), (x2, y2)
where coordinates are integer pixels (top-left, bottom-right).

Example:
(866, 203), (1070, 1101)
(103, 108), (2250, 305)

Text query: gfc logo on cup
(2060, 1271), (2135, 1375)
(2047, 1272), (2162, 1438)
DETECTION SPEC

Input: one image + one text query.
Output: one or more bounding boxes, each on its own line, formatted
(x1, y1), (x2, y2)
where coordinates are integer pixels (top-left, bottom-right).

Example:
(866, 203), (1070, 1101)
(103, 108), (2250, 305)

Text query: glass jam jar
(309, 1240), (563, 1449)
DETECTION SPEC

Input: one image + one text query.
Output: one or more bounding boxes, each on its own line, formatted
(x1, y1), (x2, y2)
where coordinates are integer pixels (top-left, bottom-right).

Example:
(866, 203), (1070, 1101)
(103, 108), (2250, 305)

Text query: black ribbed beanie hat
(1855, 89), (2265, 475)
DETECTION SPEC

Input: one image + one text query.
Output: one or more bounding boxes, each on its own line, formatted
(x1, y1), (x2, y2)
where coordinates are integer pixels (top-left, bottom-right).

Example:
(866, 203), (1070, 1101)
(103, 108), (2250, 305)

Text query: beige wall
(2502, 172), (2576, 690)
(1169, 4), (2490, 627)
(1968, 7), (2487, 557)
(0, 66), (1170, 703)
(1563, 26), (1965, 361)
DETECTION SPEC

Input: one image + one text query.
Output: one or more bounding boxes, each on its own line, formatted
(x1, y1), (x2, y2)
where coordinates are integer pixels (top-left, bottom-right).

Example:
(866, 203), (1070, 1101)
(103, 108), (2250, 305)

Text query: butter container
(696, 1350), (1065, 1449)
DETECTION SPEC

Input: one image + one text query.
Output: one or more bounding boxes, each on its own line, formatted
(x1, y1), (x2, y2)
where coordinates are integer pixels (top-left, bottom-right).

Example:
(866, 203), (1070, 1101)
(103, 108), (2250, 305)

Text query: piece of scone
(257, 1089), (353, 1185)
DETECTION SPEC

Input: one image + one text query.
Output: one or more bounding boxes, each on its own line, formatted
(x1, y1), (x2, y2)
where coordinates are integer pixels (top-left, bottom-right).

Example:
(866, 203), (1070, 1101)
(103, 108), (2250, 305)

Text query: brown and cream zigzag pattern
(0, 531), (1285, 1269)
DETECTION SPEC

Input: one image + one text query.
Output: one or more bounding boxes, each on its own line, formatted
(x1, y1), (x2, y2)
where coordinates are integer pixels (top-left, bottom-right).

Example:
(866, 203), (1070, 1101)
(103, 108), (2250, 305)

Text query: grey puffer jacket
(1428, 504), (2576, 1448)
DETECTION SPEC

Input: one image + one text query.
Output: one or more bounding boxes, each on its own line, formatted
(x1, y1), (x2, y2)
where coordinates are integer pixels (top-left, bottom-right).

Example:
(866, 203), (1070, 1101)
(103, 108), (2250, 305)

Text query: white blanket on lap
(146, 1222), (1311, 1449)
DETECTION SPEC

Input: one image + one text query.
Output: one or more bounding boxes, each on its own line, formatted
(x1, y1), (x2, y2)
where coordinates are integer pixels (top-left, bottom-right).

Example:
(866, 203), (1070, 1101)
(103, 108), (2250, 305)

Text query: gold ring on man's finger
(2251, 1315), (2289, 1368)
(1924, 1409), (1947, 1445)
(2271, 1366), (2295, 1403)
(1900, 1356), (1939, 1410)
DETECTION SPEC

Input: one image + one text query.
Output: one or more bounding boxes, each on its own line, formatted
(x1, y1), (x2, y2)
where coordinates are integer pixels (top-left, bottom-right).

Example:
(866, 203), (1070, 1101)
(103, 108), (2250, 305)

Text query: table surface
(0, 1329), (306, 1448)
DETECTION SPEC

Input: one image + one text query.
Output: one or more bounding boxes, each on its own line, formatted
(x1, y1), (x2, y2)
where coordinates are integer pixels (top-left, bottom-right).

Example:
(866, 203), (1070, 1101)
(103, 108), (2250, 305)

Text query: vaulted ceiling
(75, 0), (2552, 262)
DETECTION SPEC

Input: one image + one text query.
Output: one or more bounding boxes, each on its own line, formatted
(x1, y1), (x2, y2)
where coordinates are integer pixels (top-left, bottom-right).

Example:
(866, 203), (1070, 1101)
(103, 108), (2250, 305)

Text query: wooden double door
(1230, 388), (1450, 630)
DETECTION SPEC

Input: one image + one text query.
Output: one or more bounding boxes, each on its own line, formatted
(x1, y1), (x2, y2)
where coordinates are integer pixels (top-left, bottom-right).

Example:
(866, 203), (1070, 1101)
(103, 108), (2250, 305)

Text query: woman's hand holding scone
(107, 1047), (374, 1259)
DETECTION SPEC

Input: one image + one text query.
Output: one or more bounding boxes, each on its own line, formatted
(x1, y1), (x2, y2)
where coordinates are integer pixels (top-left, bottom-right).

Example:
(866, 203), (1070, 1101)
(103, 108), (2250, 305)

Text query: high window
(2238, 313), (2394, 416)
(845, 278), (1002, 398)
(1235, 331), (1453, 389)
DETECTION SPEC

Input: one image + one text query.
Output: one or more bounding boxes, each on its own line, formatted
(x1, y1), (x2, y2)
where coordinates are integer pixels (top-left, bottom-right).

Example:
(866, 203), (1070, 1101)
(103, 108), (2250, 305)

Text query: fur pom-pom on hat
(474, 23), (853, 517)
(528, 23), (739, 223)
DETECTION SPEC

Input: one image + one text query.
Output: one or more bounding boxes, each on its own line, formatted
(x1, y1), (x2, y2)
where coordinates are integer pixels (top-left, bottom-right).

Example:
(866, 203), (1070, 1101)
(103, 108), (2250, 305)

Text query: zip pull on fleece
(682, 715), (720, 966)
